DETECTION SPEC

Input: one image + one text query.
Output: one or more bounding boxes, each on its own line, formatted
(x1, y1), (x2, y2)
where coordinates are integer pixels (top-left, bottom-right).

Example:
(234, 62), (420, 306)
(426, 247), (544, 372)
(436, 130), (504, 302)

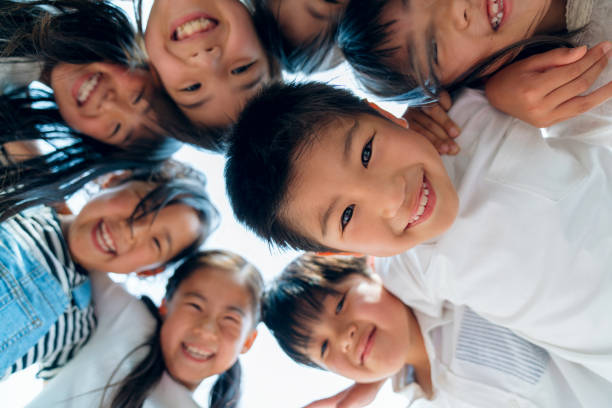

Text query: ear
(99, 170), (134, 189)
(240, 329), (258, 354)
(159, 298), (168, 318)
(136, 266), (165, 278)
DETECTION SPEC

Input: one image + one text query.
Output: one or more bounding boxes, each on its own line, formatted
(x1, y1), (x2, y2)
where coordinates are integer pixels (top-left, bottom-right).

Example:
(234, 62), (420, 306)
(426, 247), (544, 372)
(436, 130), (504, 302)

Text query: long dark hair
(105, 250), (263, 408)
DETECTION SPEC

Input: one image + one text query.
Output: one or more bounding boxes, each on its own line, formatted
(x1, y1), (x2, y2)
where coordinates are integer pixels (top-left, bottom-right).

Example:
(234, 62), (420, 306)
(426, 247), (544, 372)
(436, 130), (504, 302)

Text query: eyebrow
(342, 120), (360, 164)
(320, 196), (339, 237)
(164, 228), (173, 258)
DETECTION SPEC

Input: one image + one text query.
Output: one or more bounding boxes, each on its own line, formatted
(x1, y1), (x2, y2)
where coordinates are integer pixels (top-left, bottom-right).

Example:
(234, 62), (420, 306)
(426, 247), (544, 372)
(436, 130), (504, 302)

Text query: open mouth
(93, 219), (117, 255)
(75, 72), (101, 106)
(487, 0), (505, 30)
(172, 14), (218, 41)
(360, 327), (376, 365)
(182, 343), (215, 362)
(405, 176), (436, 229)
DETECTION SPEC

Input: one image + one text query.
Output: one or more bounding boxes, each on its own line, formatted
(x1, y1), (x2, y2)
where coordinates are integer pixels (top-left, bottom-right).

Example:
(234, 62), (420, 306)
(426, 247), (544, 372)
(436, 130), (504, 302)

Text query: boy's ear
(241, 329), (258, 354)
(99, 170), (134, 189)
(159, 298), (168, 317)
(136, 266), (165, 278)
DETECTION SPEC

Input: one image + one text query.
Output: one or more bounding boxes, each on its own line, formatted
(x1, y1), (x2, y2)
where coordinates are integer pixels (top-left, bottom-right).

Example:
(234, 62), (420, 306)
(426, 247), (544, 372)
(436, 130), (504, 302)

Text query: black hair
(225, 81), (381, 252)
(338, 0), (576, 102)
(106, 249), (263, 408)
(263, 253), (370, 368)
(250, 0), (342, 74)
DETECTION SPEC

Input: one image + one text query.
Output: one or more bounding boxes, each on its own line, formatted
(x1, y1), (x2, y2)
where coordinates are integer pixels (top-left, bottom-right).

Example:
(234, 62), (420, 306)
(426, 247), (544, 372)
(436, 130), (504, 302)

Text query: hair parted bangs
(251, 0), (342, 74)
(263, 253), (371, 368)
(225, 81), (380, 252)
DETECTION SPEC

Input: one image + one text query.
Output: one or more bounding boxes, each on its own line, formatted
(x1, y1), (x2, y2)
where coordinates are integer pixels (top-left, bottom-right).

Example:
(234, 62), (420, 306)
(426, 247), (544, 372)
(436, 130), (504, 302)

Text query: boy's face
(283, 113), (458, 256)
(268, 0), (346, 47)
(379, 0), (554, 84)
(303, 273), (421, 382)
(145, 0), (271, 126)
(67, 181), (202, 274)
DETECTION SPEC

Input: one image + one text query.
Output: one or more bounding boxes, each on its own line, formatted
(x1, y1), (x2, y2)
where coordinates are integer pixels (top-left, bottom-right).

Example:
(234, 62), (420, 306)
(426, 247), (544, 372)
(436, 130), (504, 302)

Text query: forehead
(177, 267), (252, 305)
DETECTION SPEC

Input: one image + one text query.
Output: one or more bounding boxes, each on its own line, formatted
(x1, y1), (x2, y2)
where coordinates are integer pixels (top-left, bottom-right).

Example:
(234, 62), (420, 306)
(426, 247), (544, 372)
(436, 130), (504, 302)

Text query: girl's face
(145, 0), (271, 127)
(51, 62), (164, 147)
(380, 0), (560, 85)
(160, 267), (258, 390)
(66, 180), (203, 274)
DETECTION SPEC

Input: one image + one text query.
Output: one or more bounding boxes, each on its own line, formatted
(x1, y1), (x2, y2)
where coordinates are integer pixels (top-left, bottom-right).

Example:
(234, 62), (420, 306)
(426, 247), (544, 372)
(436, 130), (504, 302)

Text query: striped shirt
(0, 206), (96, 380)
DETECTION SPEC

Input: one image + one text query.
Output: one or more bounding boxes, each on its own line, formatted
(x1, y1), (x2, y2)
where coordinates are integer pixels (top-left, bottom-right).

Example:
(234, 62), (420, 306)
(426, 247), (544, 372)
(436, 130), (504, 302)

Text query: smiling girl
(0, 160), (218, 381)
(141, 0), (279, 129)
(27, 250), (263, 408)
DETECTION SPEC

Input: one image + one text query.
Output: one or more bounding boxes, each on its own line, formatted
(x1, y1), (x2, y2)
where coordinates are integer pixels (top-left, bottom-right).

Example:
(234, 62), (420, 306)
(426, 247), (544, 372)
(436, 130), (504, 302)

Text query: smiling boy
(225, 81), (612, 386)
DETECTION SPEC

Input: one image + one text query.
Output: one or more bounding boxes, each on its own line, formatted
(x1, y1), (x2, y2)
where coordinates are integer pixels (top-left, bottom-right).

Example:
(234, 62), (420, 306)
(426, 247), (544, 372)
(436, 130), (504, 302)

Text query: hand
(302, 381), (386, 408)
(485, 41), (612, 127)
(403, 91), (461, 155)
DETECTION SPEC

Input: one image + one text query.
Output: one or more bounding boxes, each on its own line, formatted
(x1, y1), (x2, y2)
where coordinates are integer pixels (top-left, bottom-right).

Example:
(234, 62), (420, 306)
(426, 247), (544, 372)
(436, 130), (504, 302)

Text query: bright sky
(0, 1), (415, 407)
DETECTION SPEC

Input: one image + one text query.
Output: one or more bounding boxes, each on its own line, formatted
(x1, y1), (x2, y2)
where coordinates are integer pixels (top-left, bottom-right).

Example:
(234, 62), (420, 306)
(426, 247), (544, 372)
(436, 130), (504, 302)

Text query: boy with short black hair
(264, 253), (610, 407)
(225, 81), (612, 386)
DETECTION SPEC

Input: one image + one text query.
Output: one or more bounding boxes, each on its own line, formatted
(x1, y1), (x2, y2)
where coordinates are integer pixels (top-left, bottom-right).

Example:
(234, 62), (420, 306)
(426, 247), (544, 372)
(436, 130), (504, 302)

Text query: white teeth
(185, 345), (214, 359)
(408, 185), (430, 225)
(77, 72), (101, 104)
(175, 17), (214, 41)
(97, 221), (116, 254)
(488, 0), (504, 30)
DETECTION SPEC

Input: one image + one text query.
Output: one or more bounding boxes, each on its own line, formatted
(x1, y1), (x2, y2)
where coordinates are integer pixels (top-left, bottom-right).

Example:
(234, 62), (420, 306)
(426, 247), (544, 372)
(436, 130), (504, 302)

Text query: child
(250, 0), (347, 73)
(142, 0), (280, 130)
(27, 249), (263, 408)
(0, 160), (218, 381)
(337, 0), (612, 133)
(224, 81), (612, 384)
(264, 253), (612, 407)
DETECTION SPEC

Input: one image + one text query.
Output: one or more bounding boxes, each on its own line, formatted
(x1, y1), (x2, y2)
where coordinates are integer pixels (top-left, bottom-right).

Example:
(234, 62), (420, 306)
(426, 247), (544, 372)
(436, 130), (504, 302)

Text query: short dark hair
(225, 81), (379, 252)
(251, 0), (343, 74)
(263, 253), (371, 368)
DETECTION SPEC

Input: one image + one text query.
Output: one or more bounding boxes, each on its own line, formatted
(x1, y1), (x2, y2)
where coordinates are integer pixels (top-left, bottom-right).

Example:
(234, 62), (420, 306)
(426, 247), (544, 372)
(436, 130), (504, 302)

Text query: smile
(487, 0), (505, 30)
(76, 72), (101, 106)
(93, 220), (116, 255)
(182, 343), (215, 362)
(405, 176), (436, 229)
(360, 327), (376, 365)
(172, 15), (218, 41)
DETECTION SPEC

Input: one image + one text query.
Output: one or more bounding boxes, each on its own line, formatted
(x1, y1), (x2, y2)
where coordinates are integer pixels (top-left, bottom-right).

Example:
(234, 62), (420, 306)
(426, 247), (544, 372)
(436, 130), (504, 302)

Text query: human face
(145, 0), (271, 126)
(303, 273), (422, 382)
(284, 114), (458, 256)
(160, 267), (257, 390)
(380, 0), (561, 85)
(268, 0), (346, 47)
(65, 181), (202, 274)
(51, 62), (164, 147)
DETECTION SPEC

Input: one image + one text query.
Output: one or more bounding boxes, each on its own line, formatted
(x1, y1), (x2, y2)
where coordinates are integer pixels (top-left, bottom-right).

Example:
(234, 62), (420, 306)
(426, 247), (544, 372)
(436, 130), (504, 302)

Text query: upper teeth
(97, 221), (116, 254)
(175, 17), (214, 41)
(185, 344), (214, 359)
(408, 184), (430, 225)
(77, 72), (101, 104)
(489, 0), (504, 29)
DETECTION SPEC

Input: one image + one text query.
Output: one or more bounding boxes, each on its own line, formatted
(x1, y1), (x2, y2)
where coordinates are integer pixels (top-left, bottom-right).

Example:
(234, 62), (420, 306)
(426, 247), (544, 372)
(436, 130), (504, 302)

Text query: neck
(536, 0), (568, 34)
(404, 308), (433, 398)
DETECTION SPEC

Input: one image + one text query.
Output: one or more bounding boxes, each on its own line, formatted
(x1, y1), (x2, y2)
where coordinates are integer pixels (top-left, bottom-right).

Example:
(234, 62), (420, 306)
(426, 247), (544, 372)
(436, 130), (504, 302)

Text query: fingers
(542, 42), (612, 91)
(553, 80), (612, 124)
(406, 109), (460, 155)
(522, 45), (587, 72)
(437, 90), (453, 110)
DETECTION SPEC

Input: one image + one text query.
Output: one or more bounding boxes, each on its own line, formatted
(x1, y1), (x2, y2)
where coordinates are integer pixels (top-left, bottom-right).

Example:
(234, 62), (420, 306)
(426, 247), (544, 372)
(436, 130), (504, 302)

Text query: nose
(448, 0), (470, 30)
(374, 174), (405, 219)
(193, 317), (219, 340)
(189, 45), (222, 72)
(340, 323), (357, 353)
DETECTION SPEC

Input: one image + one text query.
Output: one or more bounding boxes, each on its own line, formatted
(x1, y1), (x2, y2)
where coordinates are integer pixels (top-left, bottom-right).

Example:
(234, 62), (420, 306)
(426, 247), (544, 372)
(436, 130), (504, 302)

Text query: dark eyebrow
(164, 229), (172, 257)
(184, 292), (207, 302)
(320, 196), (339, 237)
(177, 95), (212, 110)
(342, 120), (360, 164)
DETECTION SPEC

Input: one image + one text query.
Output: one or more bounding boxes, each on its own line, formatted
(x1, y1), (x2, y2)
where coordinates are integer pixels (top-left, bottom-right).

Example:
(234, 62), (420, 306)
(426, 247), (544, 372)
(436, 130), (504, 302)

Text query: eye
(132, 88), (145, 105)
(224, 315), (241, 324)
(231, 61), (255, 75)
(181, 83), (201, 92)
(361, 134), (374, 168)
(335, 293), (346, 314)
(320, 339), (328, 359)
(111, 123), (121, 137)
(341, 204), (354, 231)
(187, 302), (201, 311)
(431, 37), (439, 66)
(152, 237), (161, 252)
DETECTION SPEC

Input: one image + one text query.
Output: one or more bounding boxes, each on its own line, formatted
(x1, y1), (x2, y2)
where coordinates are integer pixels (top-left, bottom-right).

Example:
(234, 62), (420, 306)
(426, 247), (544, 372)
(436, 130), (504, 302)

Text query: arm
(485, 41), (612, 127)
(403, 91), (461, 155)
(302, 380), (386, 408)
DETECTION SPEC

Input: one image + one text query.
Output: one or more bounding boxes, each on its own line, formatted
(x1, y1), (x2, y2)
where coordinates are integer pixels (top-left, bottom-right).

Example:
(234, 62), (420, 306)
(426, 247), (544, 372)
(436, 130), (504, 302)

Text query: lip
(486, 0), (510, 31)
(404, 175), (437, 230)
(359, 326), (377, 365)
(181, 342), (215, 363)
(71, 72), (100, 107)
(91, 219), (116, 255)
(169, 12), (218, 41)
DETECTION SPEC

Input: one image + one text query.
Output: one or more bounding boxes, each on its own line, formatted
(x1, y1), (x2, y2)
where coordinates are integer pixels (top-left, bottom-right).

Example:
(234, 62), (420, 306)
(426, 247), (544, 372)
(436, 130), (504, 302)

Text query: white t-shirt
(376, 88), (612, 390)
(392, 305), (609, 407)
(27, 272), (200, 408)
